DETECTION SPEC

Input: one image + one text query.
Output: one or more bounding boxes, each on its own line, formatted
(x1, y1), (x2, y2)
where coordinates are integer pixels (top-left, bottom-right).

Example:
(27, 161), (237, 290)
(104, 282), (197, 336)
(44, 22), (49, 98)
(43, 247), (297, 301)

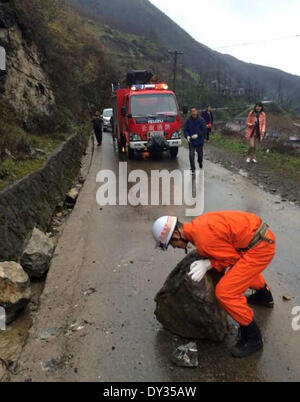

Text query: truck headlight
(130, 133), (142, 141)
(171, 132), (180, 139)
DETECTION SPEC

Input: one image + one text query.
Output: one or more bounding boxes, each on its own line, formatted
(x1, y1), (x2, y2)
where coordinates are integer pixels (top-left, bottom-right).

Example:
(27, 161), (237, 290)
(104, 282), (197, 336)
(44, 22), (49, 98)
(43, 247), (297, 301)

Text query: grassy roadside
(209, 133), (300, 181)
(0, 109), (92, 192)
(0, 134), (63, 191)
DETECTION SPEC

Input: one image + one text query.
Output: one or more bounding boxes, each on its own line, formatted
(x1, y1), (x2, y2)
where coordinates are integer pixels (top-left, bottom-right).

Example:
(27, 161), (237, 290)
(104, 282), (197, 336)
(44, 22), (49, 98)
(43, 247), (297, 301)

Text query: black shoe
(231, 320), (263, 358)
(97, 143), (102, 147)
(247, 284), (274, 308)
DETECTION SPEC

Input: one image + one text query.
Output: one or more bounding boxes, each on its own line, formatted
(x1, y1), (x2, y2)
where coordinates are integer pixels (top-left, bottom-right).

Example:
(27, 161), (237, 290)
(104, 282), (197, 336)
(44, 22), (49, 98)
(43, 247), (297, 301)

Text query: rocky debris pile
(155, 250), (228, 342)
(21, 228), (55, 279)
(0, 261), (31, 324)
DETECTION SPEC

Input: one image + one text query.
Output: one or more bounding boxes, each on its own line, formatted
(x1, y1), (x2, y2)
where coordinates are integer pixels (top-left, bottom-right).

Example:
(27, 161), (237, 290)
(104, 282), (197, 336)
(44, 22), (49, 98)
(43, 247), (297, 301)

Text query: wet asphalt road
(58, 132), (299, 382)
(11, 131), (300, 382)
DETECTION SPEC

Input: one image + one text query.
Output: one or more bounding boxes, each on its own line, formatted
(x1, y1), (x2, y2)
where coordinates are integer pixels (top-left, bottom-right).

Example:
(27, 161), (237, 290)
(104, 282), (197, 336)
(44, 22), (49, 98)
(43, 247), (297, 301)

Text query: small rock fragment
(283, 295), (292, 301)
(41, 358), (60, 373)
(83, 288), (97, 296)
(39, 327), (58, 341)
(171, 342), (199, 368)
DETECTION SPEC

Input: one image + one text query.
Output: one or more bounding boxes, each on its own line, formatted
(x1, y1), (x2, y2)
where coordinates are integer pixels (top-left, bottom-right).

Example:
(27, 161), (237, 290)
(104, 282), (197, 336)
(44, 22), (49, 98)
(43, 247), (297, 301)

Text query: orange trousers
(215, 229), (276, 326)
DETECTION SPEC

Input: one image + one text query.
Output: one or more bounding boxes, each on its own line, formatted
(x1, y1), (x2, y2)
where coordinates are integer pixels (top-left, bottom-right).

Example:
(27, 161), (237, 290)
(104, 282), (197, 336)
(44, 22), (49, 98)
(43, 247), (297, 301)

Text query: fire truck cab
(112, 72), (182, 159)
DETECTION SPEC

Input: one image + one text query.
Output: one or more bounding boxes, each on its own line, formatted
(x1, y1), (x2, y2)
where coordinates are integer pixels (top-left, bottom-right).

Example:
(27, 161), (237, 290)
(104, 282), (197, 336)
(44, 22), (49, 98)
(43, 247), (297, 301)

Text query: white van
(102, 108), (113, 131)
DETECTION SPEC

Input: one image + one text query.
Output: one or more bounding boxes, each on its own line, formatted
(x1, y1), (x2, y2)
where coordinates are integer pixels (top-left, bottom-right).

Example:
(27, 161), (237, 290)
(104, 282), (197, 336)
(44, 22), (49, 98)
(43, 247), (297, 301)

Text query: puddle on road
(0, 281), (44, 363)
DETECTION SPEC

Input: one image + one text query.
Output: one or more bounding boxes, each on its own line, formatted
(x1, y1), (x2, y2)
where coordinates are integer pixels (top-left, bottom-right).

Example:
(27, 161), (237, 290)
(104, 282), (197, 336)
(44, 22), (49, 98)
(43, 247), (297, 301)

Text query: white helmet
(152, 216), (178, 250)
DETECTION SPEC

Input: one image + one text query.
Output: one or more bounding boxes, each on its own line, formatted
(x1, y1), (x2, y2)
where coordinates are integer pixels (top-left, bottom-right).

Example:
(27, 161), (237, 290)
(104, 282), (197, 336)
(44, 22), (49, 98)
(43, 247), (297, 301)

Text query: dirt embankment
(205, 144), (300, 207)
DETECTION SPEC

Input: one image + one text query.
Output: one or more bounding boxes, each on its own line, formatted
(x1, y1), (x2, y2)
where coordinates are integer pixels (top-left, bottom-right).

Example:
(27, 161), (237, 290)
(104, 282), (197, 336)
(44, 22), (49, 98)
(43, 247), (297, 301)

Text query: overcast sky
(149, 0), (300, 76)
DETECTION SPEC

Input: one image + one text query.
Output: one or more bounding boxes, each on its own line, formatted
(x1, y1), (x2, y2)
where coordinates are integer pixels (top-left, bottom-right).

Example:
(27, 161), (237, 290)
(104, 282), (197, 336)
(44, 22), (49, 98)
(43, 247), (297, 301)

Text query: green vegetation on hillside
(176, 69), (255, 117)
(12, 0), (118, 121)
(1, 0), (120, 189)
(87, 20), (166, 70)
(0, 135), (61, 192)
(74, 0), (300, 114)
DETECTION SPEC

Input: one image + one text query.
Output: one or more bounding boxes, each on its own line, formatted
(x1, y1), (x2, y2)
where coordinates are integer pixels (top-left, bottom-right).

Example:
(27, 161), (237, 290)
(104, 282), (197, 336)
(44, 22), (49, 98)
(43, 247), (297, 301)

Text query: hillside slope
(0, 0), (118, 174)
(74, 0), (300, 113)
(0, 1), (56, 130)
(85, 18), (169, 80)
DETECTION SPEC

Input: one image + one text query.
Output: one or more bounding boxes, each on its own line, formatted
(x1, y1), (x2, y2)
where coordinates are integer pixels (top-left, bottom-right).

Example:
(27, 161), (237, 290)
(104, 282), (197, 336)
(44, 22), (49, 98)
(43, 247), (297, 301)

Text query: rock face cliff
(0, 0), (55, 129)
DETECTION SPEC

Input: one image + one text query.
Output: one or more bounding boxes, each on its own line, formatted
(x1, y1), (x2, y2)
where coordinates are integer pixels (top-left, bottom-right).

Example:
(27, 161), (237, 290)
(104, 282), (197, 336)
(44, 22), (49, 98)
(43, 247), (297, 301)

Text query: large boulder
(0, 261), (31, 324)
(21, 228), (55, 279)
(155, 251), (229, 342)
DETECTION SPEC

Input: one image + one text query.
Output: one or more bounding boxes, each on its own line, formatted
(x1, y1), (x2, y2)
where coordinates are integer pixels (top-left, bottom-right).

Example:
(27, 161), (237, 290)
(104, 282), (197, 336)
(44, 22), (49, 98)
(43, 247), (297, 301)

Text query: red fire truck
(112, 71), (182, 159)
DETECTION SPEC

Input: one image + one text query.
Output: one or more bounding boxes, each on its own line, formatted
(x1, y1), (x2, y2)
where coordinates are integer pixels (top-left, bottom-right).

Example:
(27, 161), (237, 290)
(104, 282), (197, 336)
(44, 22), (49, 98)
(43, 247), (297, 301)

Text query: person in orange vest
(152, 211), (276, 358)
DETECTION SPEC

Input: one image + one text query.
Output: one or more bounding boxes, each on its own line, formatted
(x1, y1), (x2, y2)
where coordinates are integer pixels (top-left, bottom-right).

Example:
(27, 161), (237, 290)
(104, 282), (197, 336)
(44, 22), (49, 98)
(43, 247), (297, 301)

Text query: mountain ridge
(73, 0), (300, 113)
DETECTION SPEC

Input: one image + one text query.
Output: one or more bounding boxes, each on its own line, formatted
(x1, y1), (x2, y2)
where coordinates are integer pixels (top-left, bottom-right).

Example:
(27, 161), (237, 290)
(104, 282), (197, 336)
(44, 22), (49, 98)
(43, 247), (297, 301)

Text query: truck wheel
(170, 147), (179, 159)
(128, 147), (135, 160)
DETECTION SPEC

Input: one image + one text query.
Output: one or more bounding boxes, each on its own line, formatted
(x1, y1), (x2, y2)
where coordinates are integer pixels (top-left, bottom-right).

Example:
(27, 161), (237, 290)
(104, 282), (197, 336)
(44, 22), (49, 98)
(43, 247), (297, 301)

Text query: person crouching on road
(152, 212), (276, 358)
(184, 107), (207, 174)
(246, 102), (266, 164)
(201, 105), (214, 142)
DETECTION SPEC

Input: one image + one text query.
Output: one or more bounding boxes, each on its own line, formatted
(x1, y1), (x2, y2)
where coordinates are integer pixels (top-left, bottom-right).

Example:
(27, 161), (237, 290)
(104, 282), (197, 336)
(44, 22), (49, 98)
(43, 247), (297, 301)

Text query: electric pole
(168, 50), (183, 93)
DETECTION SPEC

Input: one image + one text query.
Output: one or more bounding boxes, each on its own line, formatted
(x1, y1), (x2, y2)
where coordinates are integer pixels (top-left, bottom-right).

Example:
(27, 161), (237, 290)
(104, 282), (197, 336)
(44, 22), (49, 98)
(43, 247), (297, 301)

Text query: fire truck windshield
(130, 94), (178, 118)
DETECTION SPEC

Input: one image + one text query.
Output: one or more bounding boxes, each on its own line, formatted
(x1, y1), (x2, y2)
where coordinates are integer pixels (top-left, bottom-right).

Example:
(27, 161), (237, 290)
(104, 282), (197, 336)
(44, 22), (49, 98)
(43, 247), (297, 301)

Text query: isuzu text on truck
(112, 70), (182, 159)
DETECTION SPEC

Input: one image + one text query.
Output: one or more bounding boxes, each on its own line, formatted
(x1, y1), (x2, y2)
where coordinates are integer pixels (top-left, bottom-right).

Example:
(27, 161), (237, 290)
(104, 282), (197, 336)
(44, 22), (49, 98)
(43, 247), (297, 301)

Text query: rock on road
(11, 132), (300, 382)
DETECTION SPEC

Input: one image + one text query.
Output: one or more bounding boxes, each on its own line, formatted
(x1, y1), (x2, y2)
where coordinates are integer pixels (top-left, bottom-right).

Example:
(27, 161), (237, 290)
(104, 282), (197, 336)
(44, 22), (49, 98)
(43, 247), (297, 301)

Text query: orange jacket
(245, 111), (266, 140)
(183, 211), (263, 272)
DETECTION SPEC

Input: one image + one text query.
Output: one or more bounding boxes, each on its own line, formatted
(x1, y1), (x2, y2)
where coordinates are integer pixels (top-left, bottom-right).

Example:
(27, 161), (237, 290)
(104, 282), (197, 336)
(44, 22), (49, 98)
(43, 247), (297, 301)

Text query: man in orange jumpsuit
(152, 211), (276, 358)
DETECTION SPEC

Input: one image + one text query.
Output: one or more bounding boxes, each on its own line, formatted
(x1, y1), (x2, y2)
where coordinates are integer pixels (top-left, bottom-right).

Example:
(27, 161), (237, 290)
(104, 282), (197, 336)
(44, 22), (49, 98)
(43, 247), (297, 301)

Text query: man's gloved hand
(188, 260), (212, 283)
(191, 134), (199, 140)
(187, 136), (191, 143)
